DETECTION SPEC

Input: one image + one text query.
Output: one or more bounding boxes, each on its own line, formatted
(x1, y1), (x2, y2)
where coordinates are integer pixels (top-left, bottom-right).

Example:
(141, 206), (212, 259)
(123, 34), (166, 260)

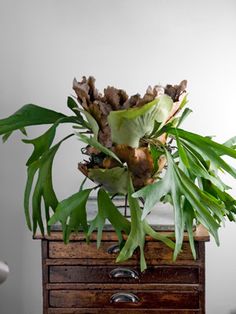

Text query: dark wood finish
(45, 257), (203, 266)
(46, 283), (200, 290)
(39, 224), (209, 314)
(41, 240), (49, 313)
(198, 242), (206, 311)
(49, 265), (199, 284)
(48, 241), (196, 261)
(49, 289), (199, 309)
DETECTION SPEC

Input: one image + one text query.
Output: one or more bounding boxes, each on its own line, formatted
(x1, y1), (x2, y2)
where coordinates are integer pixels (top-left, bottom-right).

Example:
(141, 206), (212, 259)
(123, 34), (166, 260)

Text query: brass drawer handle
(110, 292), (140, 303)
(109, 267), (139, 280)
(107, 244), (120, 254)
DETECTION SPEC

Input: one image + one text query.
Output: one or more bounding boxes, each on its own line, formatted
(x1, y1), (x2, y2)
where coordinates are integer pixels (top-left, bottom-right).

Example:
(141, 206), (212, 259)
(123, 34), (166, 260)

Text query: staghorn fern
(1, 76), (236, 271)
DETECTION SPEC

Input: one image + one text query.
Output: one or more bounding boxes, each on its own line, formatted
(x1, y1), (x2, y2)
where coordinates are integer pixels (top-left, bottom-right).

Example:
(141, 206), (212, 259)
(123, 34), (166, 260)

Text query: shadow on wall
(230, 311), (236, 314)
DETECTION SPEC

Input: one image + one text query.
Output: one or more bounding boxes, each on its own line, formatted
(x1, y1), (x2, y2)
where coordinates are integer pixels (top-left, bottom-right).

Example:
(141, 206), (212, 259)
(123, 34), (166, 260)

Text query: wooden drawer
(49, 265), (199, 284)
(49, 289), (200, 309)
(48, 241), (196, 261)
(40, 227), (208, 313)
(49, 242), (119, 259)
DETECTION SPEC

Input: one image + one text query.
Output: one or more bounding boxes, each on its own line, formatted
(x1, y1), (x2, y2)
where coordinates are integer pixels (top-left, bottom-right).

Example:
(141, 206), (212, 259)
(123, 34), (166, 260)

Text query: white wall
(0, 1), (236, 313)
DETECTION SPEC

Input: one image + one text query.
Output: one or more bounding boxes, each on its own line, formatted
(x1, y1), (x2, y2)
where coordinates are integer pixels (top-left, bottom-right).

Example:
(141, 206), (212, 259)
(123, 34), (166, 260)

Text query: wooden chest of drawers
(39, 225), (209, 314)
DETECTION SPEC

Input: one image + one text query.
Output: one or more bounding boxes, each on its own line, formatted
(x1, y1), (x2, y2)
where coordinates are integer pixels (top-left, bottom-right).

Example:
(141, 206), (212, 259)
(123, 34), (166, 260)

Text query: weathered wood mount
(38, 225), (209, 313)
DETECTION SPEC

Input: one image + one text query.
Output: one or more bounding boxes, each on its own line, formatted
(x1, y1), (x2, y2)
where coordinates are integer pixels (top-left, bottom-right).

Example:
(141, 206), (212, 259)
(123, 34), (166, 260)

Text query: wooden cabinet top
(35, 224), (209, 242)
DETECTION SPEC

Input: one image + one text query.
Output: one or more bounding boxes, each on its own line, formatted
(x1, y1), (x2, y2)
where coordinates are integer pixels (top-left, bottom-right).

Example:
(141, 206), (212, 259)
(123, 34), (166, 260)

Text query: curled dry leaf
(114, 144), (154, 189)
(73, 77), (90, 109)
(78, 162), (89, 177)
(103, 86), (128, 110)
(123, 94), (140, 109)
(164, 80), (187, 102)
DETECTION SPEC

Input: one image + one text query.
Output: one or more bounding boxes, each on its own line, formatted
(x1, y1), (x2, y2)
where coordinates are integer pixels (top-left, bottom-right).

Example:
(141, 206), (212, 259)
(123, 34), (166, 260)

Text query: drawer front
(49, 265), (199, 284)
(48, 241), (196, 261)
(49, 289), (199, 309)
(49, 242), (121, 259)
(145, 242), (197, 260)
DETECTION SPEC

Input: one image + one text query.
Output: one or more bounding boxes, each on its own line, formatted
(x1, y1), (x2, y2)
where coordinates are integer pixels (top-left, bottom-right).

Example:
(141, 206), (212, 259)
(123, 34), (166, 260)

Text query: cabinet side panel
(42, 240), (49, 314)
(198, 241), (205, 314)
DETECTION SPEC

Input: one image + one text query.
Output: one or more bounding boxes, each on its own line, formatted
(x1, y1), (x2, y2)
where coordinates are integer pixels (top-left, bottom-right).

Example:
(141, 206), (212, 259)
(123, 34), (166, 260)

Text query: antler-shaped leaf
(117, 175), (175, 271)
(48, 188), (93, 242)
(24, 134), (74, 234)
(0, 104), (66, 139)
(133, 149), (225, 260)
(88, 188), (131, 247)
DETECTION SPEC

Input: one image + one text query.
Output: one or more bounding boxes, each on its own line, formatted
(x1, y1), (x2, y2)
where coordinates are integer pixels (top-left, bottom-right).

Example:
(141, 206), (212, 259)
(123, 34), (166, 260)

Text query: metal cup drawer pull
(107, 244), (120, 254)
(110, 292), (140, 304)
(109, 267), (139, 280)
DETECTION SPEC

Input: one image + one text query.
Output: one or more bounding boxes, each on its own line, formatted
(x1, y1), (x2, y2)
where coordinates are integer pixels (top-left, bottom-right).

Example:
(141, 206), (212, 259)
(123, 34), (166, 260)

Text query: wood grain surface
(49, 265), (199, 284)
(49, 289), (200, 309)
(48, 241), (197, 261)
(40, 227), (208, 314)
